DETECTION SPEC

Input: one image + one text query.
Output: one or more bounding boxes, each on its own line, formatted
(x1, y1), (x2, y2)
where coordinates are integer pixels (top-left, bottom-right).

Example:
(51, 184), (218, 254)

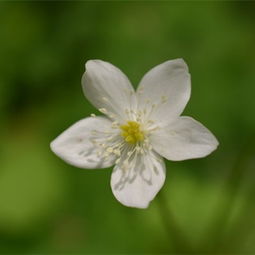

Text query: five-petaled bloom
(50, 59), (219, 208)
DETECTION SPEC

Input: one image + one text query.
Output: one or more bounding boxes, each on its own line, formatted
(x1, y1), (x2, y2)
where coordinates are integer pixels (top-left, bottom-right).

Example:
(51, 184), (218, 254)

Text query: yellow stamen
(120, 121), (144, 144)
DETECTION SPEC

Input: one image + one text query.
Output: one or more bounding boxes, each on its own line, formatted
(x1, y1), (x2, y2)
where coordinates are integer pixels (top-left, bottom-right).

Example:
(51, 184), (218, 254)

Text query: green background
(0, 1), (255, 254)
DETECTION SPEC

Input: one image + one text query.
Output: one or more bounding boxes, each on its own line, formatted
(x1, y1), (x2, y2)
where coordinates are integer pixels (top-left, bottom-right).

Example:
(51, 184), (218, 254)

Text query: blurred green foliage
(0, 1), (255, 254)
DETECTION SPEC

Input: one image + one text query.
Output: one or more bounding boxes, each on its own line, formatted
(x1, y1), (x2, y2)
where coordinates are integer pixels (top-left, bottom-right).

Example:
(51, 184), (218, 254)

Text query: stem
(157, 190), (193, 253)
(202, 136), (255, 252)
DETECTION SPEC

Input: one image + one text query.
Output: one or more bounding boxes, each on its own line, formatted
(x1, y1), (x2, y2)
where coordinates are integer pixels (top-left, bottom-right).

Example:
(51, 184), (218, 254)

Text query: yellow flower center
(120, 121), (144, 144)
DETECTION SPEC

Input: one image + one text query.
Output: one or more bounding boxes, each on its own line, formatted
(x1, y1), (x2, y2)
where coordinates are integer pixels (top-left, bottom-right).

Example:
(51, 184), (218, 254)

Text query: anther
(99, 108), (107, 113)
(106, 147), (113, 153)
(120, 120), (144, 144)
(102, 97), (109, 102)
(114, 149), (121, 156)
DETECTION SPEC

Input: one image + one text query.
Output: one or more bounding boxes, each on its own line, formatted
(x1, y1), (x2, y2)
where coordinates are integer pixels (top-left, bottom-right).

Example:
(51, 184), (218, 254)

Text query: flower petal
(82, 60), (136, 122)
(137, 59), (191, 126)
(50, 116), (117, 169)
(150, 116), (219, 161)
(110, 150), (166, 208)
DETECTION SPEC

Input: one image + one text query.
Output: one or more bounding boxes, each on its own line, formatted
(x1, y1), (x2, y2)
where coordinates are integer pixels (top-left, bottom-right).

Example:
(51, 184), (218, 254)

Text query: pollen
(120, 121), (144, 144)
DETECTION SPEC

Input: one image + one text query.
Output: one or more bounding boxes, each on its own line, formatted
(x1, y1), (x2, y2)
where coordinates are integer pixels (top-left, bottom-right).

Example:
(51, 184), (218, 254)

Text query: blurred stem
(203, 136), (255, 252)
(157, 190), (193, 253)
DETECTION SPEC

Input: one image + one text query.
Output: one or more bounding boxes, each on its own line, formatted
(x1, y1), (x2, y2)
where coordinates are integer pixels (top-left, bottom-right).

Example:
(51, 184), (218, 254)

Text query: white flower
(50, 59), (219, 209)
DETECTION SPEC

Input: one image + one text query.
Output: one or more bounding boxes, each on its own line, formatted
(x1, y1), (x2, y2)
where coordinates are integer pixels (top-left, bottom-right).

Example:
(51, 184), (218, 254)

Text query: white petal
(82, 60), (136, 122)
(150, 116), (219, 161)
(111, 150), (166, 208)
(50, 116), (117, 169)
(137, 59), (191, 126)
